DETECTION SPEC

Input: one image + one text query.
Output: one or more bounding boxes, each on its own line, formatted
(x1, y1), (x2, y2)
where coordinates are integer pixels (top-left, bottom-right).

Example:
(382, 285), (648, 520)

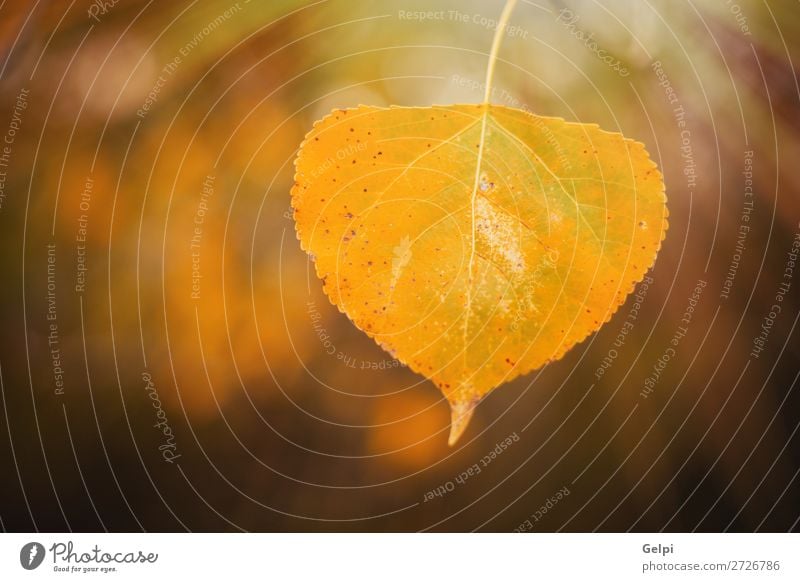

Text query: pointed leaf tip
(448, 398), (478, 446)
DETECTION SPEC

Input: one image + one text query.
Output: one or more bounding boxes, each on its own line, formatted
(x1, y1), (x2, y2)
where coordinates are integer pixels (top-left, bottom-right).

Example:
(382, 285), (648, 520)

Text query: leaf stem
(483, 0), (519, 103)
(456, 0), (520, 442)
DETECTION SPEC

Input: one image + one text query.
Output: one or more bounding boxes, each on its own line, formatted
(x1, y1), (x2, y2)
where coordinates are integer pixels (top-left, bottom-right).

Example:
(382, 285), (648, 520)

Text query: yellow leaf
(291, 104), (667, 443)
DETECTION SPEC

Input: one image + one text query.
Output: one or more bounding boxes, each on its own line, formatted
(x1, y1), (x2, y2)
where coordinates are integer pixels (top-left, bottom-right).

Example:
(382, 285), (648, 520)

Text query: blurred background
(0, 0), (798, 532)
